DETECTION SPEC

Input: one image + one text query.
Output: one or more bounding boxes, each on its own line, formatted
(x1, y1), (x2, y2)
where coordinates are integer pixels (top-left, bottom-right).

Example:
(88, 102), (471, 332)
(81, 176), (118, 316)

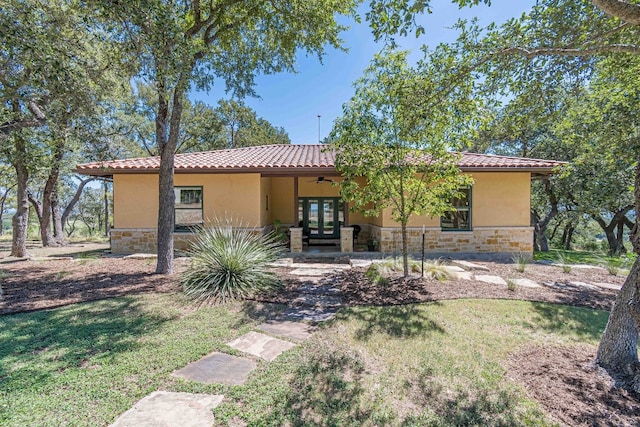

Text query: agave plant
(181, 221), (283, 303)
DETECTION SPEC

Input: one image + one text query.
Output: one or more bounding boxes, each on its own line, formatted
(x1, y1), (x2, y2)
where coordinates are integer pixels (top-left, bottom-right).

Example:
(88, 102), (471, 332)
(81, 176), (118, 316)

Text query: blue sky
(192, 0), (535, 144)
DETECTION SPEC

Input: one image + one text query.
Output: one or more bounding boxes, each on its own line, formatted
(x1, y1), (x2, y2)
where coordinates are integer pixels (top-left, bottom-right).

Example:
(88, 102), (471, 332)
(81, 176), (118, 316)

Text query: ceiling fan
(308, 176), (335, 184)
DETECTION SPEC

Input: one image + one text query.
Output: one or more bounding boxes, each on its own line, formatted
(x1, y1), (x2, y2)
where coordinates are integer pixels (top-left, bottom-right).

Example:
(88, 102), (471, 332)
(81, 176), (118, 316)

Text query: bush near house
(181, 222), (283, 303)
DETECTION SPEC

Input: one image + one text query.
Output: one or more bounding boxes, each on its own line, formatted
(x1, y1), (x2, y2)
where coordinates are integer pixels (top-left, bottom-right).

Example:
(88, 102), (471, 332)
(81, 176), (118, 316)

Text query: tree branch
(498, 44), (640, 58)
(61, 177), (97, 228)
(592, 0), (640, 25)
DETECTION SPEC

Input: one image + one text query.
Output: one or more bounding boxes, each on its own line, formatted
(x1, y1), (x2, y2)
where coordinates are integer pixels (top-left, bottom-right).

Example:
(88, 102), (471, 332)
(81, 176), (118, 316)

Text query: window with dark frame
(174, 186), (203, 231)
(441, 187), (471, 231)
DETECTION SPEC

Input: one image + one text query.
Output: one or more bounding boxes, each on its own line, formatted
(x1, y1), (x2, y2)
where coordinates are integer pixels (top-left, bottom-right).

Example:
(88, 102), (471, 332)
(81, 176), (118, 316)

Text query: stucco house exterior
(75, 144), (563, 255)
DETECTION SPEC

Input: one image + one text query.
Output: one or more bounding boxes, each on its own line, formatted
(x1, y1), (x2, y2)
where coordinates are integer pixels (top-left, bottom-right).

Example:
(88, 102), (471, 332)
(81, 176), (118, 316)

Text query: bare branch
(498, 44), (640, 58)
(592, 0), (640, 25)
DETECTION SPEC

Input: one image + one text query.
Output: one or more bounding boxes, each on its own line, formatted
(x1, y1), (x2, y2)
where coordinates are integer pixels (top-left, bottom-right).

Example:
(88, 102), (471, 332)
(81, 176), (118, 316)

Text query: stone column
(340, 227), (353, 253)
(290, 227), (303, 253)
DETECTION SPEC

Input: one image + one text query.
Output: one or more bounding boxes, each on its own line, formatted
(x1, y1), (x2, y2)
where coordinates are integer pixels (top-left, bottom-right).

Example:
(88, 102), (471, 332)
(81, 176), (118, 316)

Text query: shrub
(512, 253), (528, 273)
(556, 254), (572, 274)
(366, 259), (451, 282)
(365, 263), (389, 285)
(506, 279), (517, 292)
(181, 221), (283, 303)
(604, 258), (619, 276)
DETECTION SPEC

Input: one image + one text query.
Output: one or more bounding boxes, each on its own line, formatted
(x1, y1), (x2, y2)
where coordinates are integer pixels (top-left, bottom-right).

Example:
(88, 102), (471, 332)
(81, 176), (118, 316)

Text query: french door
(298, 197), (344, 239)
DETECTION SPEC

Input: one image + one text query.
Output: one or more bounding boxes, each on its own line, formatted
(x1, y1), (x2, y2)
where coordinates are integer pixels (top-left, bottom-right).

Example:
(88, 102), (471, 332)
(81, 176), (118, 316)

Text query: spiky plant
(556, 254), (572, 274)
(181, 221), (283, 303)
(512, 253), (528, 273)
(604, 258), (620, 276)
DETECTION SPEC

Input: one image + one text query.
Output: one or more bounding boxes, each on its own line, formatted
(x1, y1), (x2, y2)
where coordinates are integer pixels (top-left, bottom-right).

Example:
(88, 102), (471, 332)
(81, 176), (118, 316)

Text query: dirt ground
(1, 242), (638, 426)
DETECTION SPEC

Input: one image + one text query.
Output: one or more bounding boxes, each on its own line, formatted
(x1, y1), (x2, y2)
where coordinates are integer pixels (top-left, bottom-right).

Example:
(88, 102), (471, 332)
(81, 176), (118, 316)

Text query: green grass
(1, 295), (610, 426)
(534, 248), (636, 270)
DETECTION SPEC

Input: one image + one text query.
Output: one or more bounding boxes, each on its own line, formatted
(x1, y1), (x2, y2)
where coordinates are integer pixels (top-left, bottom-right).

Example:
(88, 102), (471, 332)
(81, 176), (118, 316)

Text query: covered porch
(259, 174), (376, 254)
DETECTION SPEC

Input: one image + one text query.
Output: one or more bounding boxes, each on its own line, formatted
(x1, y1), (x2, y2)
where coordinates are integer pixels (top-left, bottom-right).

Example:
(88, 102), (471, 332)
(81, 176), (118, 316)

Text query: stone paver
(475, 275), (507, 286)
(542, 281), (571, 290)
(290, 268), (340, 276)
(594, 282), (623, 291)
(290, 263), (351, 270)
(292, 294), (343, 308)
(350, 259), (375, 268)
(568, 281), (600, 290)
(298, 282), (341, 294)
(451, 260), (490, 271)
(451, 271), (474, 281)
(122, 253), (157, 259)
(267, 258), (293, 267)
(172, 352), (256, 385)
(442, 265), (465, 273)
(257, 320), (316, 342)
(110, 391), (223, 427)
(510, 278), (540, 288)
(227, 331), (296, 362)
(551, 263), (605, 270)
(281, 306), (338, 322)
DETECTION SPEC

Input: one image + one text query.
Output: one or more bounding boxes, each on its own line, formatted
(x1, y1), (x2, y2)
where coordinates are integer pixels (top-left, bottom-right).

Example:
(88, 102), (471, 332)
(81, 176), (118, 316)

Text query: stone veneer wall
(369, 226), (533, 254)
(110, 227), (268, 254)
(111, 226), (532, 254)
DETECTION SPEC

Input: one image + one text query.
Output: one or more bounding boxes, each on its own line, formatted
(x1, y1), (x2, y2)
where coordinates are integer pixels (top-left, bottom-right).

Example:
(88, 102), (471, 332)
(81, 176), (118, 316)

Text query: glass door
(298, 197), (343, 239)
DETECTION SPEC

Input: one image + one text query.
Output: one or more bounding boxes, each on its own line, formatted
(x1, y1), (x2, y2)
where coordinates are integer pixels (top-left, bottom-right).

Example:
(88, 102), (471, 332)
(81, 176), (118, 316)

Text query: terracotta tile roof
(75, 144), (565, 176)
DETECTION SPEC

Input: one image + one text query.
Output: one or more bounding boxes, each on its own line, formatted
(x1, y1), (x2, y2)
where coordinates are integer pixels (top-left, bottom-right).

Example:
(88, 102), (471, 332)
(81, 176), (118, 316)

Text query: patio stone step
(451, 260), (490, 271)
(227, 331), (297, 362)
(510, 278), (540, 288)
(110, 391), (223, 427)
(257, 320), (316, 342)
(475, 275), (507, 286)
(172, 352), (256, 385)
(292, 294), (343, 308)
(280, 306), (338, 322)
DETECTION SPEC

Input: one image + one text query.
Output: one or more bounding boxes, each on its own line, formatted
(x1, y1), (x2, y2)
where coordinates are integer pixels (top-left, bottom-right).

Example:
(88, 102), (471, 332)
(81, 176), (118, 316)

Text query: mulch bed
(0, 257), (182, 315)
(508, 345), (640, 427)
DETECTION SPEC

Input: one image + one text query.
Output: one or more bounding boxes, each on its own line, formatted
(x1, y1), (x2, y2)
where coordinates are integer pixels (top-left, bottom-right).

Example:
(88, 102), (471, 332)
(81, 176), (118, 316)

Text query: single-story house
(75, 144), (563, 255)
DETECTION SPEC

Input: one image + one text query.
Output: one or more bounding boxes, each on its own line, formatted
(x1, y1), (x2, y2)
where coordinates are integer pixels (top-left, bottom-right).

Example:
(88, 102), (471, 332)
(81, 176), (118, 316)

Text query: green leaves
(329, 47), (477, 226)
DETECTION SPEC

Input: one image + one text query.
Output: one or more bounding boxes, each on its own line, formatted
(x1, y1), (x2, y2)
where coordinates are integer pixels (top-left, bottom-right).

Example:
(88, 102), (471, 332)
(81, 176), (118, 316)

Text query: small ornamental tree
(330, 48), (480, 276)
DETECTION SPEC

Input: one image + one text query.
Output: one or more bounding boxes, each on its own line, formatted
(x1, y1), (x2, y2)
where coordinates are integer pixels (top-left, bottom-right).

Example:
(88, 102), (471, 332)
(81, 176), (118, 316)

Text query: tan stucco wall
(377, 172), (531, 228)
(472, 172), (530, 227)
(113, 174), (159, 228)
(270, 177), (295, 225)
(113, 173), (262, 228)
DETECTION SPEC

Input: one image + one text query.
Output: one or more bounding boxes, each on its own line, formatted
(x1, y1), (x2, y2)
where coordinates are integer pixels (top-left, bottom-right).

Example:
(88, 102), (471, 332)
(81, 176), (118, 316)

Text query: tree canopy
(92, 0), (357, 273)
(330, 48), (478, 276)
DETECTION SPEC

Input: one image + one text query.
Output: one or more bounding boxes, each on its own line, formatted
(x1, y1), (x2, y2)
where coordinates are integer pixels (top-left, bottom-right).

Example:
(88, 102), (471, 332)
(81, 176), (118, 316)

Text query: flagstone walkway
(109, 257), (622, 426)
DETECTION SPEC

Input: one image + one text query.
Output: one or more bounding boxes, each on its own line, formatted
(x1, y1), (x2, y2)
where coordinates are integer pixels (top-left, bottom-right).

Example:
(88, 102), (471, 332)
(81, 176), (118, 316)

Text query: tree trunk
(37, 137), (66, 247)
(561, 222), (574, 250)
(51, 188), (66, 246)
(61, 177), (96, 230)
(596, 160), (640, 393)
(103, 180), (109, 237)
(155, 73), (188, 274)
(596, 257), (640, 392)
(616, 220), (627, 254)
(401, 222), (409, 277)
(593, 206), (633, 255)
(531, 210), (540, 251)
(532, 178), (559, 252)
(0, 186), (13, 236)
(11, 134), (29, 257)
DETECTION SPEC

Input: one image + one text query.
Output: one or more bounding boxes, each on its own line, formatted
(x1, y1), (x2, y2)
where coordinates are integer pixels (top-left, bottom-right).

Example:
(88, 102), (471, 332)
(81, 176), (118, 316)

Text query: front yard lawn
(0, 293), (621, 426)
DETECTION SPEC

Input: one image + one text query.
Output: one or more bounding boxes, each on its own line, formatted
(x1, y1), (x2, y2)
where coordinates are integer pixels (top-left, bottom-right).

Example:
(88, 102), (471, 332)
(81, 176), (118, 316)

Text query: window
(174, 186), (203, 231)
(441, 187), (471, 231)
